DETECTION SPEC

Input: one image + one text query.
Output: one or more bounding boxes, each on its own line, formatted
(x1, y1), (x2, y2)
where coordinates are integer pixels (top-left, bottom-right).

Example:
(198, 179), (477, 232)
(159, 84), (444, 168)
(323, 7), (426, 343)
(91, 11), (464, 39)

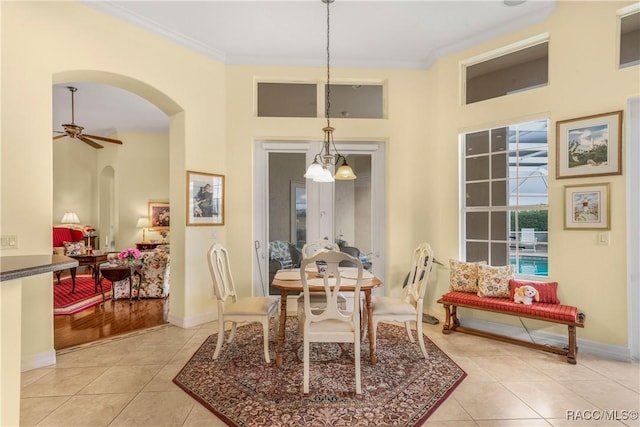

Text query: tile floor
(21, 321), (640, 427)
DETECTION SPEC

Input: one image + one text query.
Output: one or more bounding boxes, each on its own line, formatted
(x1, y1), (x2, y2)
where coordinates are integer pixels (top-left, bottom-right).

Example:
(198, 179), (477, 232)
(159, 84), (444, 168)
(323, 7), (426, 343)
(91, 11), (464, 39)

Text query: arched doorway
(52, 71), (184, 346)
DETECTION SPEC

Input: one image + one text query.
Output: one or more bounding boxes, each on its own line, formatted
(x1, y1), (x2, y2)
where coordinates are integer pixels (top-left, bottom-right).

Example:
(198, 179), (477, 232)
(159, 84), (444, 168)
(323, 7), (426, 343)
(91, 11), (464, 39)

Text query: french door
(253, 140), (386, 298)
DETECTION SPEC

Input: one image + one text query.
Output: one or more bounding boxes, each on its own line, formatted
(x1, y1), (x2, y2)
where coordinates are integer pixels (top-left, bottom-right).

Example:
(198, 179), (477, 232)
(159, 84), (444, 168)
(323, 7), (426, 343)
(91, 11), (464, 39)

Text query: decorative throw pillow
(509, 279), (560, 304)
(64, 241), (85, 256)
(449, 260), (487, 292)
(477, 264), (515, 298)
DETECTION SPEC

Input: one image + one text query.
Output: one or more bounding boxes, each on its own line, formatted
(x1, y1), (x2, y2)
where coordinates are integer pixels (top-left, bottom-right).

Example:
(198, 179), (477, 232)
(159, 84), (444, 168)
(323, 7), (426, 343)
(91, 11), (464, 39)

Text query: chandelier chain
(325, 0), (331, 127)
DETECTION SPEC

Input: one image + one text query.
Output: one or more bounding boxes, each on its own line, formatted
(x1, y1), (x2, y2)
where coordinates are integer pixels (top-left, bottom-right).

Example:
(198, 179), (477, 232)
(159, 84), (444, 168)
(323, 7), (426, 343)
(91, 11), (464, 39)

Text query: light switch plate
(598, 232), (610, 245)
(1, 235), (18, 249)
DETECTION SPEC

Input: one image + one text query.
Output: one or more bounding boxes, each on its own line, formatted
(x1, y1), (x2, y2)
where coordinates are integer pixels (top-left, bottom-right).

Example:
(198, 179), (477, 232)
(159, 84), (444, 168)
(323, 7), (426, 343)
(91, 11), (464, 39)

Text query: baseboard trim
(22, 349), (56, 372)
(168, 311), (217, 329)
(460, 317), (632, 362)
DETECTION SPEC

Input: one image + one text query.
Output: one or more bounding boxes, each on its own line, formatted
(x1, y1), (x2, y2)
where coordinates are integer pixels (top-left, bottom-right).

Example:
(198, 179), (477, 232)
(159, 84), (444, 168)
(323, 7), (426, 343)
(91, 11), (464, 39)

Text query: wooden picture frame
(564, 183), (610, 230)
(148, 202), (170, 230)
(556, 110), (623, 179)
(187, 170), (225, 226)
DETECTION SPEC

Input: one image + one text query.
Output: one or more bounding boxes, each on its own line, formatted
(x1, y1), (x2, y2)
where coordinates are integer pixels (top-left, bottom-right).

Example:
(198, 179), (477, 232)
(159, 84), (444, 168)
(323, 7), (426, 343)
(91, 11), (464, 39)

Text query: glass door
(253, 141), (385, 297)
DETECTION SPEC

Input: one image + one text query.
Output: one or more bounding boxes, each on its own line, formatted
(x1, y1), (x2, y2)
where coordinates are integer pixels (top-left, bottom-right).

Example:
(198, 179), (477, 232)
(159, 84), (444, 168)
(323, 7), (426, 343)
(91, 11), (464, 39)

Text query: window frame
(461, 33), (549, 106)
(618, 4), (640, 69)
(460, 118), (550, 278)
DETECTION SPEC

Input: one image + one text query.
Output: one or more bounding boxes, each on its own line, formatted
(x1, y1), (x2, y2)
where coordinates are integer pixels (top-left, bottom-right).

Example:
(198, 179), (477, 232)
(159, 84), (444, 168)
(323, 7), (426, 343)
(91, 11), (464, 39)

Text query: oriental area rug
(54, 275), (112, 315)
(173, 318), (466, 427)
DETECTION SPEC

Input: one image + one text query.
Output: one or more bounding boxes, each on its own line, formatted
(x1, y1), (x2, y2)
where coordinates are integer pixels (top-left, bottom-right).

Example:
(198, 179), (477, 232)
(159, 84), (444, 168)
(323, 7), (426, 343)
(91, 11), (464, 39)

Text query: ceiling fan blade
(78, 136), (104, 149)
(83, 134), (123, 145)
(53, 134), (68, 140)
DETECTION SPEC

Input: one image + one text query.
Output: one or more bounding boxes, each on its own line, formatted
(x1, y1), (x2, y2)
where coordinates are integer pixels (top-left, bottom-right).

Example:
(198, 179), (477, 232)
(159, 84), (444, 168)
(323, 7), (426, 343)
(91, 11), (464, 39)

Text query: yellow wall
(425, 0), (638, 343)
(1, 1), (637, 390)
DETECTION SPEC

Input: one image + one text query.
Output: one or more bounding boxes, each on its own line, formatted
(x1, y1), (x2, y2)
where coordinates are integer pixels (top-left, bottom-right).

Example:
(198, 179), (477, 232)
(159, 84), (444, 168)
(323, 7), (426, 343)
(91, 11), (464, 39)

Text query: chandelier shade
(304, 0), (356, 183)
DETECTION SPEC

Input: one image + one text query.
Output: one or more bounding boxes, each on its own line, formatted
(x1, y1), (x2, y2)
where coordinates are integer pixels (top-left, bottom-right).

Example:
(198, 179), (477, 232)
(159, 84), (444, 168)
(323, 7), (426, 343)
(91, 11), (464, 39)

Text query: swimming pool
(510, 255), (548, 276)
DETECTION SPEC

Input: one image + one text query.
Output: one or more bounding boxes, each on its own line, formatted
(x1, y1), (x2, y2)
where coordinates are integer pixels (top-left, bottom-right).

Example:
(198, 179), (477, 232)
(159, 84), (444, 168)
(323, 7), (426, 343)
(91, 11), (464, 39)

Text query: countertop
(0, 254), (78, 282)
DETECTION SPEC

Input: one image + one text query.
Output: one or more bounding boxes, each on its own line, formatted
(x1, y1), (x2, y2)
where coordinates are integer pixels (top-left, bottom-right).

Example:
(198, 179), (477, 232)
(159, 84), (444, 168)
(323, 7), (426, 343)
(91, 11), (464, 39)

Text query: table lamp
(61, 212), (80, 227)
(136, 217), (151, 242)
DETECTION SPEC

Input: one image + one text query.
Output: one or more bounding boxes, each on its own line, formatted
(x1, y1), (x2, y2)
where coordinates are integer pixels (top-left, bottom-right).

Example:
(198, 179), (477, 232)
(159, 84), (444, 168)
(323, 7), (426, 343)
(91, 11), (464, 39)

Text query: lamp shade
(335, 163), (357, 180)
(304, 162), (324, 180)
(314, 168), (335, 183)
(136, 217), (151, 228)
(61, 212), (80, 225)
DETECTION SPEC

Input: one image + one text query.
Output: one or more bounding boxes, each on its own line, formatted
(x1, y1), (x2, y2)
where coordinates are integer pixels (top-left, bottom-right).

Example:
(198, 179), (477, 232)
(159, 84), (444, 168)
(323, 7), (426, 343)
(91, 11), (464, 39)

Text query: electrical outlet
(1, 235), (18, 249)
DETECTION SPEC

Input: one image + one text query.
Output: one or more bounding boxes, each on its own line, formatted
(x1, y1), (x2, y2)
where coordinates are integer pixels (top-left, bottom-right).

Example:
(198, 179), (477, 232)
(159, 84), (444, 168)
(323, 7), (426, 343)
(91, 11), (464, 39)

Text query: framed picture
(187, 170), (225, 226)
(556, 110), (623, 179)
(148, 202), (170, 230)
(564, 183), (610, 230)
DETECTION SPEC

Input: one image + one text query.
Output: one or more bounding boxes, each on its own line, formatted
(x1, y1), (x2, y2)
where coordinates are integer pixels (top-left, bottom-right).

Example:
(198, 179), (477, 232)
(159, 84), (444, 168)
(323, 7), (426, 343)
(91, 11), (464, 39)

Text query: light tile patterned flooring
(21, 321), (640, 427)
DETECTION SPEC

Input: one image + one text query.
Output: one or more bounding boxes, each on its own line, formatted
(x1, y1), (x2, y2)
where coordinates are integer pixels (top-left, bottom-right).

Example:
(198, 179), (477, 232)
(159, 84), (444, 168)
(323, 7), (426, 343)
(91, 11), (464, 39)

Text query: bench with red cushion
(437, 290), (585, 364)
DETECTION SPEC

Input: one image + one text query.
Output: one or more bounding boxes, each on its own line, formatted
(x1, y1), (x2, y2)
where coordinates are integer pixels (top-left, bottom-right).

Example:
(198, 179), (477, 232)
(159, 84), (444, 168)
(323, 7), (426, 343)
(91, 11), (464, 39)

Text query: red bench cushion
(441, 291), (579, 324)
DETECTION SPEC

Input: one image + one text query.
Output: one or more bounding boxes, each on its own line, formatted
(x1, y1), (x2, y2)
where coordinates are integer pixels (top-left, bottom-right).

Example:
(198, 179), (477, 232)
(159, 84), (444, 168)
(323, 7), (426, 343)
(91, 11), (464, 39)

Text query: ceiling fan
(53, 86), (124, 149)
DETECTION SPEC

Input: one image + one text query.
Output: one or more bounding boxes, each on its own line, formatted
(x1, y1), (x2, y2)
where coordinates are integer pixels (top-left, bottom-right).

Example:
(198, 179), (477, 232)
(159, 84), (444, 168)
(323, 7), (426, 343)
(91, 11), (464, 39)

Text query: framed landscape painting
(186, 170), (225, 226)
(556, 111), (622, 179)
(564, 183), (610, 230)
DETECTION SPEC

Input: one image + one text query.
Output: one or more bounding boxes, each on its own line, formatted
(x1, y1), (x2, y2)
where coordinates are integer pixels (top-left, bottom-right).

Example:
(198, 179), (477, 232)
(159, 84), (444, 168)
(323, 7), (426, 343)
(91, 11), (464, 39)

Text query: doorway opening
(253, 140), (386, 302)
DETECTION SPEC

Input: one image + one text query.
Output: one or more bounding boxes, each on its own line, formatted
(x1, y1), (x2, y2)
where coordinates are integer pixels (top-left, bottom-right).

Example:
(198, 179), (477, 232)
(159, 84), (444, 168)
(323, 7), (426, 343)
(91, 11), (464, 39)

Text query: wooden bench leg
(442, 303), (452, 334)
(567, 325), (578, 364)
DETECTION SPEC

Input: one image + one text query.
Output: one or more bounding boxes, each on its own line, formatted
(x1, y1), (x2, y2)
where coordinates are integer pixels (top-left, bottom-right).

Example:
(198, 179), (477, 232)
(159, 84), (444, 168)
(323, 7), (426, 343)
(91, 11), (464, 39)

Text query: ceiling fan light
(335, 163), (356, 180)
(304, 161), (325, 180)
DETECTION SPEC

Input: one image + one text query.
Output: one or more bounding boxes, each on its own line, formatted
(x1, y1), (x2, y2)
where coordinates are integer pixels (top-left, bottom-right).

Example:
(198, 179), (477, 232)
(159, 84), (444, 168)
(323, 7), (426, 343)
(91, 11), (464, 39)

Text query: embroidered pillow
(477, 264), (515, 298)
(64, 241), (85, 256)
(509, 279), (560, 304)
(449, 260), (487, 293)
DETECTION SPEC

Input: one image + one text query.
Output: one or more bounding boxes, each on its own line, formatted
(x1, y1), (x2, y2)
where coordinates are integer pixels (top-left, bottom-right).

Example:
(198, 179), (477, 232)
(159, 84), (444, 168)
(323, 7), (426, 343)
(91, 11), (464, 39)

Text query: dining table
(271, 266), (383, 368)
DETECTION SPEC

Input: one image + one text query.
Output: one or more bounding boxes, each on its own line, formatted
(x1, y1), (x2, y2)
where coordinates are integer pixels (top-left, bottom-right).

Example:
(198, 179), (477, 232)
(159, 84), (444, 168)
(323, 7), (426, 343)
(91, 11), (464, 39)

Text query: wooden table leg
(70, 267), (77, 293)
(365, 289), (377, 365)
(93, 261), (100, 292)
(276, 290), (288, 367)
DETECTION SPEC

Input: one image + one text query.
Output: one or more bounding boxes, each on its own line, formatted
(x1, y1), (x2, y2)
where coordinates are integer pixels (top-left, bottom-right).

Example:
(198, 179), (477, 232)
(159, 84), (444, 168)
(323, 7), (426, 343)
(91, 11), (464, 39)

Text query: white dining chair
(300, 250), (363, 394)
(371, 242), (434, 359)
(207, 243), (279, 363)
(297, 239), (347, 337)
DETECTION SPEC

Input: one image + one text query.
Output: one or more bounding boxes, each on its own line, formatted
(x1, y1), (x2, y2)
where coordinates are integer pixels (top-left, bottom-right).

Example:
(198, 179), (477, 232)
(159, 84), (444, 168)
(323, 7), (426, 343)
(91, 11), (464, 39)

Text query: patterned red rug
(54, 275), (112, 315)
(173, 318), (466, 427)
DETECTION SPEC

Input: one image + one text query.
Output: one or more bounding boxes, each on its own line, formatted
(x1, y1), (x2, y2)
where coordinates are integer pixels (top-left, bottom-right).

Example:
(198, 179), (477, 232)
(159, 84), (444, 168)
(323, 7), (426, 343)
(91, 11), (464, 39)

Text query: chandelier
(304, 0), (356, 183)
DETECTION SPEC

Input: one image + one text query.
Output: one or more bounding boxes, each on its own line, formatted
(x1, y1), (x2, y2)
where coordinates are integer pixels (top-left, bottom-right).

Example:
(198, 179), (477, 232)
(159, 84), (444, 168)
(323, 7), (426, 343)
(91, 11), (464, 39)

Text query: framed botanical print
(187, 170), (225, 226)
(564, 183), (610, 230)
(556, 111), (622, 179)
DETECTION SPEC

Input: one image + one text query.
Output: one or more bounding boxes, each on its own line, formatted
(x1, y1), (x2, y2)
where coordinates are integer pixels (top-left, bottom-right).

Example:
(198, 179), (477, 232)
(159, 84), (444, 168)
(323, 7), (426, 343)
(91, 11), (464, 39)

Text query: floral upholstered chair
(111, 246), (170, 299)
(268, 241), (301, 294)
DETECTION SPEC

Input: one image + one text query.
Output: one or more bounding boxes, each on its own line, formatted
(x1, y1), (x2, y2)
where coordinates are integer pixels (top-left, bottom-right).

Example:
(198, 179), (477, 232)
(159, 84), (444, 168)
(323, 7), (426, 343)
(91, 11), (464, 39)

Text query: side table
(136, 242), (164, 251)
(100, 264), (142, 305)
(55, 253), (108, 293)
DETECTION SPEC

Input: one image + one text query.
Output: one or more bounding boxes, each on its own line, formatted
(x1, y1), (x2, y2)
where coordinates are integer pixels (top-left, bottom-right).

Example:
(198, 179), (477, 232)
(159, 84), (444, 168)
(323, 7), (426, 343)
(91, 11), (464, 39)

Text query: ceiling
(53, 0), (556, 136)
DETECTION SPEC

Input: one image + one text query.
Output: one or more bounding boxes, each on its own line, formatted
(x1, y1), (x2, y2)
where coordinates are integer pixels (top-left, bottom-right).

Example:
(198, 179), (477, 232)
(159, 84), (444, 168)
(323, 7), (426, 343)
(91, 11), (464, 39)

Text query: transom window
(619, 8), (640, 69)
(463, 36), (549, 105)
(462, 119), (549, 277)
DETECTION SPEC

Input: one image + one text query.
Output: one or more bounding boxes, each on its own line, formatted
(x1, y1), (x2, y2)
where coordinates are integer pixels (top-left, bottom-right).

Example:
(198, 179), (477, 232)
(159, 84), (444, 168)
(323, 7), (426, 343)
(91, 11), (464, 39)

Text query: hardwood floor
(54, 296), (169, 350)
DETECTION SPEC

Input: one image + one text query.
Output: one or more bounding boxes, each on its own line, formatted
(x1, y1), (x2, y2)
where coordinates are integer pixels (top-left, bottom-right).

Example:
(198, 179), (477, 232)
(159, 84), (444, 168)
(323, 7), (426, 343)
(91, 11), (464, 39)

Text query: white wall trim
(22, 350), (56, 372)
(460, 317), (632, 362)
(626, 96), (640, 361)
(168, 311), (217, 329)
